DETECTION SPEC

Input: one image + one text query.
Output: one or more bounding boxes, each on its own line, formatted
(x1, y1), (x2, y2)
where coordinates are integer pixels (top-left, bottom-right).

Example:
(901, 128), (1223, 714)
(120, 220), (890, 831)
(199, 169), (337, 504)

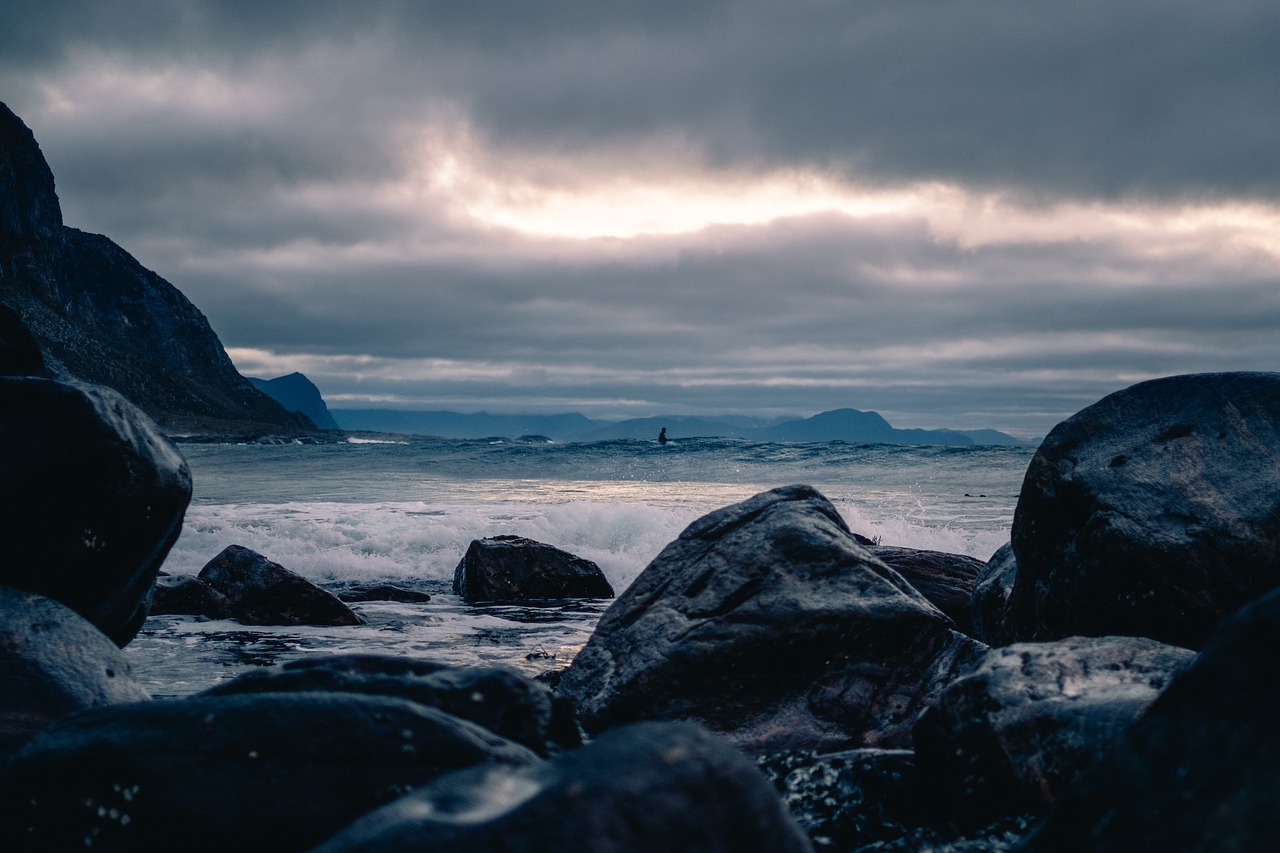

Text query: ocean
(125, 436), (1037, 698)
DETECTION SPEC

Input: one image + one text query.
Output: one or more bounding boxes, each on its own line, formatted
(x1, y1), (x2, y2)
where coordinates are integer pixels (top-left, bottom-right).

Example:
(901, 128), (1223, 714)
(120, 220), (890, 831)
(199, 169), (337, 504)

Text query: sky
(3, 1), (1279, 438)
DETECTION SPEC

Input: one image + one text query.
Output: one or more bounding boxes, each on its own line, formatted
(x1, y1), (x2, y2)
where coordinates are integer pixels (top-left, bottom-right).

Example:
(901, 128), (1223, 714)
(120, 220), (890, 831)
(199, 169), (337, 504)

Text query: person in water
(658, 427), (668, 444)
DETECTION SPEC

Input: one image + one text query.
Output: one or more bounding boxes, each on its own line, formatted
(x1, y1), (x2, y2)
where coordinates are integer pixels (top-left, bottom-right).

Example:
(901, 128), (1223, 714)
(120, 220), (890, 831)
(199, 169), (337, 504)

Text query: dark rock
(309, 721), (813, 853)
(912, 636), (1193, 832)
(1008, 372), (1280, 649)
(758, 748), (917, 851)
(0, 376), (191, 645)
(971, 544), (1019, 645)
(149, 574), (232, 619)
(452, 535), (614, 601)
(249, 372), (337, 430)
(0, 304), (47, 376)
(202, 654), (575, 754)
(197, 545), (363, 627)
(336, 583), (432, 603)
(870, 545), (983, 632)
(1019, 586), (1280, 852)
(0, 691), (538, 852)
(0, 587), (150, 761)
(557, 485), (986, 752)
(0, 101), (312, 436)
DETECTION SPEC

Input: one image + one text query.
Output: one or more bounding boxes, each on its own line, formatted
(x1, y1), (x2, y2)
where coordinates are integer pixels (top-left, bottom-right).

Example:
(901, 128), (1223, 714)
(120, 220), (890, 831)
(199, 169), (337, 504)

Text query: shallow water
(125, 437), (1035, 697)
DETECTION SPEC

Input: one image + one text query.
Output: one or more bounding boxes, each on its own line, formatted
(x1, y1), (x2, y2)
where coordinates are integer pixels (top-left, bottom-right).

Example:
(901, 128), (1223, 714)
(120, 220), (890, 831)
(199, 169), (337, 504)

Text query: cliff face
(0, 102), (313, 435)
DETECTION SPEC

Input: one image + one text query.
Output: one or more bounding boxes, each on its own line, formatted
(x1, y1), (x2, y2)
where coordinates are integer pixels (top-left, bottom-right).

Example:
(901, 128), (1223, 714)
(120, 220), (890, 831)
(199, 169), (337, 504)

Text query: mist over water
(129, 438), (1035, 696)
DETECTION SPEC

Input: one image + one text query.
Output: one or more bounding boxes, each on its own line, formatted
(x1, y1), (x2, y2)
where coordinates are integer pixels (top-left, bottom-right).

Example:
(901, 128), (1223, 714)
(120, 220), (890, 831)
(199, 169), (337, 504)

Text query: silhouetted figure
(658, 427), (668, 444)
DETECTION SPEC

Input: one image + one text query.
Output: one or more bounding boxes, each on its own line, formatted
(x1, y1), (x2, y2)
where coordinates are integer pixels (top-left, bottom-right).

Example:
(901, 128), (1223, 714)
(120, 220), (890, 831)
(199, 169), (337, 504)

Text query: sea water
(125, 437), (1037, 697)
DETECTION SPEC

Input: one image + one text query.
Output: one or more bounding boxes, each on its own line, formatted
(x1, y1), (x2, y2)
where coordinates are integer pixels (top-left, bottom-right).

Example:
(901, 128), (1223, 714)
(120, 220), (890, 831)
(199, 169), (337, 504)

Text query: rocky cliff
(0, 101), (313, 435)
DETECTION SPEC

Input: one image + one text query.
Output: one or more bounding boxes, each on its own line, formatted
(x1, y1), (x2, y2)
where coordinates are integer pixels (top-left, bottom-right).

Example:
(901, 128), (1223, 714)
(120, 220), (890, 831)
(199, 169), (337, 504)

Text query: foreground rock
(0, 692), (537, 852)
(971, 544), (1018, 645)
(203, 654), (576, 755)
(0, 376), (191, 645)
(453, 535), (614, 601)
(557, 485), (985, 752)
(0, 304), (47, 376)
(912, 636), (1194, 831)
(197, 545), (363, 626)
(1009, 372), (1280, 649)
(869, 545), (983, 633)
(1019, 586), (1280, 851)
(310, 722), (813, 853)
(0, 587), (150, 761)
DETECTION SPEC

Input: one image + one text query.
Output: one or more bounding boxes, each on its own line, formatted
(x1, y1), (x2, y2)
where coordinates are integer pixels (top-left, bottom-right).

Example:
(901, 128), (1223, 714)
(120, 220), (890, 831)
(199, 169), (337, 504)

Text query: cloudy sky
(3, 1), (1278, 437)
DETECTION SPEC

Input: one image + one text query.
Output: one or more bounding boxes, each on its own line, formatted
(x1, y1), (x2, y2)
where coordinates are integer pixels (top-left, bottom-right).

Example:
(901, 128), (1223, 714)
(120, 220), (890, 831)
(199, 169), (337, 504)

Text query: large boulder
(557, 485), (985, 752)
(310, 722), (813, 853)
(869, 545), (983, 633)
(452, 535), (614, 601)
(0, 305), (47, 376)
(1021, 585), (1280, 852)
(0, 692), (538, 852)
(203, 654), (577, 755)
(1008, 372), (1280, 649)
(971, 544), (1019, 645)
(0, 376), (191, 645)
(912, 636), (1193, 831)
(197, 545), (362, 626)
(0, 587), (150, 761)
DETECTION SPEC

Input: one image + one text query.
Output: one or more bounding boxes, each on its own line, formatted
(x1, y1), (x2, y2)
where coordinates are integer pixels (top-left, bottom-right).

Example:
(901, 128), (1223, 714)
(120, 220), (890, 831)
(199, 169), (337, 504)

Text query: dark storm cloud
(7, 1), (1280, 200)
(3, 1), (1278, 436)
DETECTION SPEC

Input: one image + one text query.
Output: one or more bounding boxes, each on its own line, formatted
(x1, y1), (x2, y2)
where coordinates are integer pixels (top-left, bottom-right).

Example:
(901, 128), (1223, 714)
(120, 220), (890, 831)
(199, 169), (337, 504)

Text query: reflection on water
(127, 586), (608, 699)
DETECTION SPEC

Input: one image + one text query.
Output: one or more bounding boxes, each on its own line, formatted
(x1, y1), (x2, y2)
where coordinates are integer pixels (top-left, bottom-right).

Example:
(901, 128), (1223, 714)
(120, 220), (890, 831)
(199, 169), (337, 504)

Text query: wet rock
(557, 485), (985, 752)
(0, 691), (537, 852)
(1020, 586), (1280, 852)
(197, 545), (362, 626)
(336, 583), (432, 603)
(310, 721), (813, 853)
(0, 305), (47, 376)
(970, 544), (1018, 645)
(149, 574), (231, 619)
(912, 636), (1193, 831)
(203, 654), (576, 754)
(452, 535), (614, 601)
(0, 587), (150, 761)
(0, 376), (191, 645)
(1008, 371), (1280, 649)
(758, 748), (917, 851)
(869, 545), (983, 633)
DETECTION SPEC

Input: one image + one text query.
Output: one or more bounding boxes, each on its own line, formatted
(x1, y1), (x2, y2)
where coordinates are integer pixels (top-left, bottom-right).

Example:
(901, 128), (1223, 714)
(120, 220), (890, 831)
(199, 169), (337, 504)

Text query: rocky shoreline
(3, 367), (1280, 851)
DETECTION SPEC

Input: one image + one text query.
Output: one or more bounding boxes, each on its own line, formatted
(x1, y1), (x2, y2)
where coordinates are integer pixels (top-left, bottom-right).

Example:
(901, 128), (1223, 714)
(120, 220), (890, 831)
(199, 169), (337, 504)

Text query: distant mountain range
(332, 406), (1033, 446)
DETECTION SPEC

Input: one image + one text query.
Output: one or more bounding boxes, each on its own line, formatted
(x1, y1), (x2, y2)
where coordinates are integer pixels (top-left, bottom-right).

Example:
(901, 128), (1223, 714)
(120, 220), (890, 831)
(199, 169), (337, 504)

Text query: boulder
(0, 587), (150, 761)
(0, 376), (192, 645)
(202, 654), (577, 754)
(452, 535), (614, 601)
(1009, 372), (1280, 649)
(0, 691), (538, 852)
(197, 545), (362, 626)
(309, 721), (813, 853)
(556, 485), (986, 752)
(0, 305), (47, 376)
(1019, 586), (1280, 852)
(149, 574), (231, 619)
(336, 583), (432, 603)
(870, 545), (983, 632)
(971, 544), (1018, 645)
(912, 636), (1193, 831)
